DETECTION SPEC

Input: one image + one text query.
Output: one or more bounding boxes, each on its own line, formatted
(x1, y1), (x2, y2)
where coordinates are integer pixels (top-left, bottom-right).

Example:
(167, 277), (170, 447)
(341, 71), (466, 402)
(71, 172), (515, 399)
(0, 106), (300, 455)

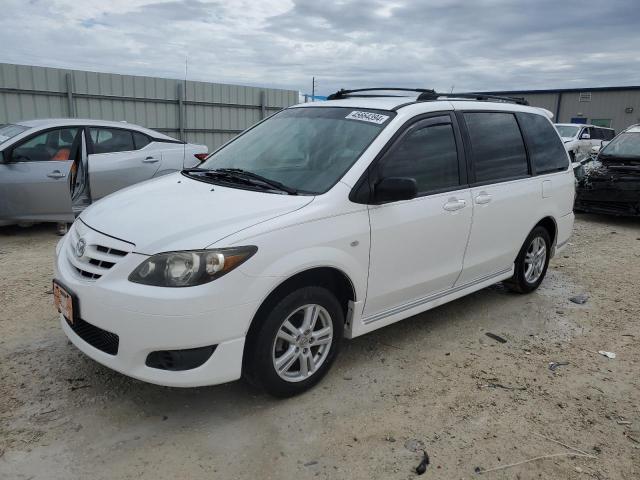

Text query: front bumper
(54, 223), (266, 387)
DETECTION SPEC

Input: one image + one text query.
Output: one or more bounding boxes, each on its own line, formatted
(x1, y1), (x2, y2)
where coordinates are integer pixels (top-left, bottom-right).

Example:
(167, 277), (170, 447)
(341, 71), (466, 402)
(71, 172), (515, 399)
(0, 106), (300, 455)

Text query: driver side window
(378, 119), (460, 195)
(11, 128), (80, 162)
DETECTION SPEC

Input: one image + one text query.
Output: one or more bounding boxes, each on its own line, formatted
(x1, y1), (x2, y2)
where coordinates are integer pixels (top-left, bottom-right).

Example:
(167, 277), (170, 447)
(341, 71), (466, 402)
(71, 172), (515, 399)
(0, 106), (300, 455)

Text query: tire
(246, 286), (343, 397)
(504, 226), (551, 294)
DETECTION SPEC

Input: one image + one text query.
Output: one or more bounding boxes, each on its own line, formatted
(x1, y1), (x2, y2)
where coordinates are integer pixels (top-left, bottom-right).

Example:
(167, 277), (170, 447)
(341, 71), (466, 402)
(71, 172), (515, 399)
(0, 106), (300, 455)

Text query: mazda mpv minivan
(54, 88), (575, 397)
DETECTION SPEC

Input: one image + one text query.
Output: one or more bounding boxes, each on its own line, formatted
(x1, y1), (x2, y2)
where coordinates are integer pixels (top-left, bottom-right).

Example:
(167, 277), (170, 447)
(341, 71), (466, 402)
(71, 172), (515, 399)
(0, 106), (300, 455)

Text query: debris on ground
(415, 450), (430, 475)
(384, 435), (396, 443)
(569, 293), (589, 305)
(598, 351), (616, 359)
(548, 361), (570, 372)
(404, 439), (425, 453)
(475, 433), (597, 474)
(485, 332), (508, 344)
(303, 460), (318, 467)
(481, 382), (527, 391)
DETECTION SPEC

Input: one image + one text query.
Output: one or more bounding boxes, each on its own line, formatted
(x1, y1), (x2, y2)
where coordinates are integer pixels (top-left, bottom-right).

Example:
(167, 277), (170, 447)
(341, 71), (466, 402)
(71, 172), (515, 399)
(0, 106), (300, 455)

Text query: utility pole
(311, 76), (316, 102)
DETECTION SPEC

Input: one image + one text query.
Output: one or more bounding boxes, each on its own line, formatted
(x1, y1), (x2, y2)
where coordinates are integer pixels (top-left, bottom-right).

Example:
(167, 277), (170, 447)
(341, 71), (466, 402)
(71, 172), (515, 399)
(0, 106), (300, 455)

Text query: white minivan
(54, 89), (575, 397)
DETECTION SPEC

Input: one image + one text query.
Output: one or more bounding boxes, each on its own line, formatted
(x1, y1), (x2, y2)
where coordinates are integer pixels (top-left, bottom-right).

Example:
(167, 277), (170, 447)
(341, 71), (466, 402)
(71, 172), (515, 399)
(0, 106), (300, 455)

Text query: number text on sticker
(345, 111), (390, 125)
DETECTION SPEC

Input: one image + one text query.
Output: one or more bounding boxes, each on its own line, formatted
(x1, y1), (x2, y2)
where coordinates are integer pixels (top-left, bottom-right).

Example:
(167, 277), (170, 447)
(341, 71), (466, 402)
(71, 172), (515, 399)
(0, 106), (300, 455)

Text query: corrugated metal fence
(0, 63), (299, 150)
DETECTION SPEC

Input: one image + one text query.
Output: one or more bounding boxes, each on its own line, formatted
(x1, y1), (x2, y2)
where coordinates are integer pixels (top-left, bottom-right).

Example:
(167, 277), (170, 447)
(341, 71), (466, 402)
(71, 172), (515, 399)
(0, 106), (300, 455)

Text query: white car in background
(555, 123), (615, 162)
(0, 119), (207, 225)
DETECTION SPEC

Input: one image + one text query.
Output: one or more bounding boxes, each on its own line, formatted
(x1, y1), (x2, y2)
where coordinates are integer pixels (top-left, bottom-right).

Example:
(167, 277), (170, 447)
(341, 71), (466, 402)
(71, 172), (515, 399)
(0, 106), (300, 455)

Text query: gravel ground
(1, 214), (639, 479)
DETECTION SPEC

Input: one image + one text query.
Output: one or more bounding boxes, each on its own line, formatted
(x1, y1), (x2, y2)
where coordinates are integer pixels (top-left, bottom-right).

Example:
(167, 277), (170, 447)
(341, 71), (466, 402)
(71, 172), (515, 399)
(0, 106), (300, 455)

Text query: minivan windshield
(198, 107), (394, 194)
(600, 132), (640, 158)
(0, 124), (30, 145)
(555, 125), (580, 138)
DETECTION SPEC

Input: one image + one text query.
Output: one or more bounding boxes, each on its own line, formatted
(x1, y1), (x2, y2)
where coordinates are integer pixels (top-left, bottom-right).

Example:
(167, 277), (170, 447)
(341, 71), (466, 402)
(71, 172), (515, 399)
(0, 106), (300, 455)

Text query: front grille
(65, 221), (133, 281)
(68, 317), (119, 355)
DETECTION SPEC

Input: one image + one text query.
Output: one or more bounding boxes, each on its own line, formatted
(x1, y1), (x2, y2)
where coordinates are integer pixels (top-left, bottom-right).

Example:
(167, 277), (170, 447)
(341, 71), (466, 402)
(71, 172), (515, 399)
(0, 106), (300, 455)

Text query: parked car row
(52, 89), (575, 396)
(0, 119), (207, 226)
(554, 123), (616, 162)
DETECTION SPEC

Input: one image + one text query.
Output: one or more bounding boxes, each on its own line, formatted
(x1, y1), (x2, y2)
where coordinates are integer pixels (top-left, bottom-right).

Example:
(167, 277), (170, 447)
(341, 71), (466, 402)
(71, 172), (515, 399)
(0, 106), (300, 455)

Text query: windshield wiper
(215, 168), (299, 195)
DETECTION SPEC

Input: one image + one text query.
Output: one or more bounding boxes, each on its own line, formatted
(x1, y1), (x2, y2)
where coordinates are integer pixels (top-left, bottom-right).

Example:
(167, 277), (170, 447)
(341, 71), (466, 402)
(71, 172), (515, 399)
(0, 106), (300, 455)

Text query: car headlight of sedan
(128, 246), (257, 287)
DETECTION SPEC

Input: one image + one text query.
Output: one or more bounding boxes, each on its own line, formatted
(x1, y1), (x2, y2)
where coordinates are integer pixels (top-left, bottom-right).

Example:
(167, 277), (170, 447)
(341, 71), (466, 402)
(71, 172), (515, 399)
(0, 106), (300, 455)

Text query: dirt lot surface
(1, 215), (639, 479)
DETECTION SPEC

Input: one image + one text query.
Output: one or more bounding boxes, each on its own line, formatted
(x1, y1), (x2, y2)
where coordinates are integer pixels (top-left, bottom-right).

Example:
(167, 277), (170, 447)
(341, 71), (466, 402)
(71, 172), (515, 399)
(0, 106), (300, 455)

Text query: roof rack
(326, 87), (529, 105)
(327, 88), (436, 100)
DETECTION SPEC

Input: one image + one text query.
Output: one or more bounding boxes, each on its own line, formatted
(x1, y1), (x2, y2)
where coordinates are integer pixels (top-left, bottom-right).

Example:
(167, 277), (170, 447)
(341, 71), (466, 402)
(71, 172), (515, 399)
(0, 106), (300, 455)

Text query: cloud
(0, 0), (638, 95)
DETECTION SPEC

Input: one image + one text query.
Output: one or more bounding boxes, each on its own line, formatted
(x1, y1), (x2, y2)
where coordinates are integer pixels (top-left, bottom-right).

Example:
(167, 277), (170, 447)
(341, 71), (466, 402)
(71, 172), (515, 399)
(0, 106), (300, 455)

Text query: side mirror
(374, 177), (417, 203)
(580, 133), (590, 139)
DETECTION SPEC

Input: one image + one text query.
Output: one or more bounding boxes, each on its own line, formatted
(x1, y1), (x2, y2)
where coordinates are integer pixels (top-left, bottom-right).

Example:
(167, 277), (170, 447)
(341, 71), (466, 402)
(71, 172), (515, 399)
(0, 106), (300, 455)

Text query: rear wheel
(504, 226), (551, 294)
(246, 286), (343, 397)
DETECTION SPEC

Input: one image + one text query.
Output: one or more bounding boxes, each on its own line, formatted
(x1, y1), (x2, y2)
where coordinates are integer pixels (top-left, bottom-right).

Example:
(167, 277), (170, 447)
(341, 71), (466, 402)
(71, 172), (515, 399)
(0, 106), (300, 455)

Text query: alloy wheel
(524, 236), (547, 283)
(272, 304), (333, 383)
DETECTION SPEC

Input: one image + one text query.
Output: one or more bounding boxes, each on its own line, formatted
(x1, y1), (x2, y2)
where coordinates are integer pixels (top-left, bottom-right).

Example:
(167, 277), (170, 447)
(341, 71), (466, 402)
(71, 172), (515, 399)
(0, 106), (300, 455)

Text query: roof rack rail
(326, 87), (528, 105)
(416, 91), (529, 105)
(327, 88), (436, 100)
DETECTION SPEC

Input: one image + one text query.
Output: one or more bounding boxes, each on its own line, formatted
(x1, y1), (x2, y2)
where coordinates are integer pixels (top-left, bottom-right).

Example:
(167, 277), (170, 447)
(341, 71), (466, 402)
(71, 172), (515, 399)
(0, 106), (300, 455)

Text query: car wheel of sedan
(505, 226), (551, 294)
(248, 286), (343, 397)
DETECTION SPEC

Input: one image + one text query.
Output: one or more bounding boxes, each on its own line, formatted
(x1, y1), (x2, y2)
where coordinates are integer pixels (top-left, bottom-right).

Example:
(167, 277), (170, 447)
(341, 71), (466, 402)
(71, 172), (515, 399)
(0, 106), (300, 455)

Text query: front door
(364, 114), (473, 318)
(87, 127), (160, 200)
(0, 127), (82, 223)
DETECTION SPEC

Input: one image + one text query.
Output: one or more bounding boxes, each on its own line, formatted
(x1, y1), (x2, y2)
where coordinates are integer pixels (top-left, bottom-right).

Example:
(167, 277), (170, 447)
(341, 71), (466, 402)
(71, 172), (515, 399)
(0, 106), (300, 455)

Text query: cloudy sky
(1, 0), (638, 95)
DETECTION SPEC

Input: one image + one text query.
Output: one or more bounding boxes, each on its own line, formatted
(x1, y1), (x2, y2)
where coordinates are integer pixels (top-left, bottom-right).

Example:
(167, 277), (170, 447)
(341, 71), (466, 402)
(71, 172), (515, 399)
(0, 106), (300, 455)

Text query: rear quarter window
(517, 112), (569, 174)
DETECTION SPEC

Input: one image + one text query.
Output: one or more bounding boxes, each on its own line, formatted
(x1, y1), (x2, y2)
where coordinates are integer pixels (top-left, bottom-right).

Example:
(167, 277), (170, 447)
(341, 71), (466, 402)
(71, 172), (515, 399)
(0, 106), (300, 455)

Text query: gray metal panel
(0, 63), (298, 150)
(488, 89), (640, 131)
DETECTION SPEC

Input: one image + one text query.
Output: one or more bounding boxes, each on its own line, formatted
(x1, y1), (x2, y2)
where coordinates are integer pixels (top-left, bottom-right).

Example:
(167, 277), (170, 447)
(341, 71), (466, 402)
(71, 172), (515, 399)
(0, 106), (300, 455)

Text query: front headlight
(128, 246), (257, 287)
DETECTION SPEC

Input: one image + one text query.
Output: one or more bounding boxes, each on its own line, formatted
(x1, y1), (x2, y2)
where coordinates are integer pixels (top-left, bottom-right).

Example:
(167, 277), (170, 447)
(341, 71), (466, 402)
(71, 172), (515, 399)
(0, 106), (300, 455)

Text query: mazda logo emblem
(75, 238), (86, 258)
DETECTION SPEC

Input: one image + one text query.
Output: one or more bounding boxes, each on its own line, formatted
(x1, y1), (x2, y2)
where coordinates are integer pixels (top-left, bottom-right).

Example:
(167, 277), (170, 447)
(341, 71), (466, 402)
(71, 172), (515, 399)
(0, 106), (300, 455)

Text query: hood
(80, 173), (314, 253)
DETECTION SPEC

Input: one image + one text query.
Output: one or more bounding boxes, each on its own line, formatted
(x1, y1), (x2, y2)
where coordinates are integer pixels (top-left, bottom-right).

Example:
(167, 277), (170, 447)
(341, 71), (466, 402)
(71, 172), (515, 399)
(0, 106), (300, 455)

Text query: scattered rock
(303, 460), (318, 467)
(569, 294), (589, 305)
(384, 435), (396, 443)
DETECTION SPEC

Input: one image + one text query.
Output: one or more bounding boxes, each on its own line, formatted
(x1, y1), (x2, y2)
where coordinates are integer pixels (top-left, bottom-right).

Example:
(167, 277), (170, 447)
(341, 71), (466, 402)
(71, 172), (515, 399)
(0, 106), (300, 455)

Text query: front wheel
(247, 286), (343, 397)
(504, 226), (551, 293)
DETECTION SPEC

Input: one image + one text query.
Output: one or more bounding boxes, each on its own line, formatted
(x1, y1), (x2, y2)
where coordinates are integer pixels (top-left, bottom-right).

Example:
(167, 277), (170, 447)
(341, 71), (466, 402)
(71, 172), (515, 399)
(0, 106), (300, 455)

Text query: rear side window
(133, 131), (151, 149)
(517, 112), (569, 174)
(90, 128), (135, 154)
(463, 112), (528, 183)
(378, 120), (460, 194)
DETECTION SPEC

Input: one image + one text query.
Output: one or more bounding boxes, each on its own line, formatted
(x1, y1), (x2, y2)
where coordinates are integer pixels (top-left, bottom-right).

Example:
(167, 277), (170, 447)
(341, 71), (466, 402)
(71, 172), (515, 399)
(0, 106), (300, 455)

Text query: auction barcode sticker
(345, 111), (390, 124)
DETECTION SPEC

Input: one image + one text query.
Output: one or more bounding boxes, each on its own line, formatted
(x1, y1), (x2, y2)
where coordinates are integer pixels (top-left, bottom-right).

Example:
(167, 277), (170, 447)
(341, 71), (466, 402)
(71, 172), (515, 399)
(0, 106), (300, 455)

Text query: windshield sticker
(345, 111), (390, 125)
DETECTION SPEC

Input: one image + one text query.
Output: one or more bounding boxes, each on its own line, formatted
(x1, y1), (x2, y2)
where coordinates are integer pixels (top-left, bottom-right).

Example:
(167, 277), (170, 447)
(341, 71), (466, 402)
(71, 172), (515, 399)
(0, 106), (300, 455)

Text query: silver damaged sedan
(0, 119), (208, 225)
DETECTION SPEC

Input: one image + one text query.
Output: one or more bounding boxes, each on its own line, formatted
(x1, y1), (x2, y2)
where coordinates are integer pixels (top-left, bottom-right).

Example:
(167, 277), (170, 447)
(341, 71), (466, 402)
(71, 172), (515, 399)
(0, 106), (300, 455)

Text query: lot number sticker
(345, 111), (390, 124)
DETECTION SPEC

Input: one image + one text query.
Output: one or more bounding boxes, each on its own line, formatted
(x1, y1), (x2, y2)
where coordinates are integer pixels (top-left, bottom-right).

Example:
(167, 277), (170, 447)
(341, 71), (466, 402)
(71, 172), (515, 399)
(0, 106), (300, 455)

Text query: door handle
(143, 156), (159, 163)
(475, 192), (492, 204)
(443, 198), (467, 211)
(47, 170), (66, 179)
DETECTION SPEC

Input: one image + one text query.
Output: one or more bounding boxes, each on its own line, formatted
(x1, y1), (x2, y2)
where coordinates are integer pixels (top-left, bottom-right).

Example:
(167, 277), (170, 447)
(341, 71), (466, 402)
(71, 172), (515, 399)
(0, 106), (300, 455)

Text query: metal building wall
(0, 63), (299, 150)
(554, 90), (640, 131)
(485, 88), (640, 132)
